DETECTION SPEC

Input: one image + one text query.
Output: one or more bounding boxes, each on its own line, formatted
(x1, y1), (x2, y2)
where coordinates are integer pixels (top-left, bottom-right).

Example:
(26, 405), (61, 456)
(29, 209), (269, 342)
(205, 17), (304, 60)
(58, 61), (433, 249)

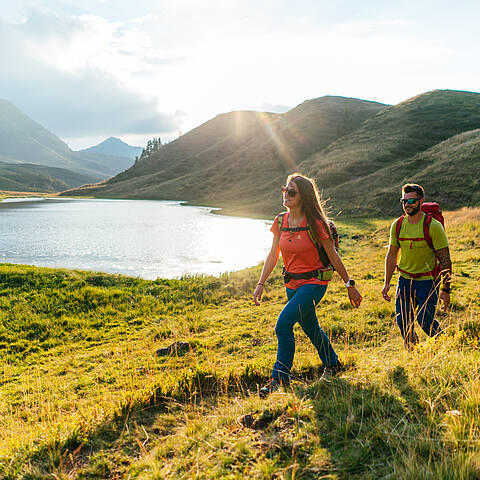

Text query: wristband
(257, 283), (264, 286)
(442, 286), (451, 294)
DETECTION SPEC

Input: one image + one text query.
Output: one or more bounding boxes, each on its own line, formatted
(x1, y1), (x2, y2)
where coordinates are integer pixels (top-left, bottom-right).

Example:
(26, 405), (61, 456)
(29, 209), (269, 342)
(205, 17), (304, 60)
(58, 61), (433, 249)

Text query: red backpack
(395, 202), (445, 278)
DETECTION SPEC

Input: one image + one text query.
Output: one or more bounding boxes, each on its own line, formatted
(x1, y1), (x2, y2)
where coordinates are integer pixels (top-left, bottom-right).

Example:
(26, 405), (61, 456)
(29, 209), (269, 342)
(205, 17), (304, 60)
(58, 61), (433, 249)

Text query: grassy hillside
(64, 90), (480, 218)
(63, 97), (387, 215)
(1, 208), (479, 478)
(299, 90), (480, 216)
(0, 161), (98, 192)
(330, 128), (480, 216)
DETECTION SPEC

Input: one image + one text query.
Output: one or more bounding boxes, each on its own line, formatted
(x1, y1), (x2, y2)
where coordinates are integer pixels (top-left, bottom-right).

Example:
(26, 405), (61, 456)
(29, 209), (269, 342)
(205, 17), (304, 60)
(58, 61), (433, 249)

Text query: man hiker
(381, 184), (452, 349)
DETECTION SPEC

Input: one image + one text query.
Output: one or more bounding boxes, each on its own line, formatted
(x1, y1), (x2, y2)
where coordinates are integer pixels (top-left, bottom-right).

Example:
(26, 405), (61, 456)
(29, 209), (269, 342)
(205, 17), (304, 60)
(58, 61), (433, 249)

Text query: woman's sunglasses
(282, 186), (298, 197)
(400, 197), (421, 205)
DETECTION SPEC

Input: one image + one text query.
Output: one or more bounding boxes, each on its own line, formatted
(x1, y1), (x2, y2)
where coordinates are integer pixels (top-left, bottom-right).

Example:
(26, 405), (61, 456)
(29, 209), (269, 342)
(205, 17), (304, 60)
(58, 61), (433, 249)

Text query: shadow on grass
(6, 365), (479, 479)
(297, 376), (415, 477)
(1, 365), (272, 479)
(289, 369), (479, 479)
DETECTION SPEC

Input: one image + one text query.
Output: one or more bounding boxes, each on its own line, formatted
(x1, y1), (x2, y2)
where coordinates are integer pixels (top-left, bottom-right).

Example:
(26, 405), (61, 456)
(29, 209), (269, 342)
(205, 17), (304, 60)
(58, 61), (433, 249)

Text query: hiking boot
(259, 378), (281, 398)
(320, 362), (345, 381)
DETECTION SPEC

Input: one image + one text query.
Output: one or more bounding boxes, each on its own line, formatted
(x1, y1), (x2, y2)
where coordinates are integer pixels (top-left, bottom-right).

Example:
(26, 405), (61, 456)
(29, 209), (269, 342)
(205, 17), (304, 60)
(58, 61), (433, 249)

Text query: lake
(0, 198), (273, 279)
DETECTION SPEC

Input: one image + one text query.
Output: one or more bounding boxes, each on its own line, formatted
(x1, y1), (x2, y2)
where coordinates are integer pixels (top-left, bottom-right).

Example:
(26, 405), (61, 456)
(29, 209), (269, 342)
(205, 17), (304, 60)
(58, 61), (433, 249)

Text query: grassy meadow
(0, 208), (479, 479)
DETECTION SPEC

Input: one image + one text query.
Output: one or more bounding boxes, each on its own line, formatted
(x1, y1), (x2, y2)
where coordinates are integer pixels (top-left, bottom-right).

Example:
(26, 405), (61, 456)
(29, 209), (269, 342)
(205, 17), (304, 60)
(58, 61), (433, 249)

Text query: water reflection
(0, 198), (272, 279)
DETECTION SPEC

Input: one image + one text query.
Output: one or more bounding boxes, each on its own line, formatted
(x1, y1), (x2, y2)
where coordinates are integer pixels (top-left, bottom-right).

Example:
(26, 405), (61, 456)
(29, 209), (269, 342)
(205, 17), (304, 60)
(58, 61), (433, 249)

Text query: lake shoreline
(0, 197), (272, 279)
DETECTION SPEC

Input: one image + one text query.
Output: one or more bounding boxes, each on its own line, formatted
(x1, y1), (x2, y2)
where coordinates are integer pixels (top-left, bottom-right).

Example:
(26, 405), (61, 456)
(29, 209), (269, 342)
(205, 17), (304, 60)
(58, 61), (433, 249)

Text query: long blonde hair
(286, 173), (331, 242)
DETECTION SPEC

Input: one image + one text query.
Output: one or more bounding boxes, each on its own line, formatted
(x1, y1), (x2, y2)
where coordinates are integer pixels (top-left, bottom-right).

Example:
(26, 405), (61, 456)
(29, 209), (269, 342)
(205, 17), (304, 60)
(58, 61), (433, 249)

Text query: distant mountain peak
(80, 137), (143, 160)
(103, 137), (134, 145)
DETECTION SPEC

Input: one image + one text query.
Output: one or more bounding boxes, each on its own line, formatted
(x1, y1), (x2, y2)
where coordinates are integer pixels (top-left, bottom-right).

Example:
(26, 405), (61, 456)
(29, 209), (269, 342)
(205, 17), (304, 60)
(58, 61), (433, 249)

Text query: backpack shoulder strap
(423, 214), (435, 251)
(395, 215), (405, 244)
(307, 225), (315, 245)
(306, 221), (332, 268)
(277, 212), (286, 231)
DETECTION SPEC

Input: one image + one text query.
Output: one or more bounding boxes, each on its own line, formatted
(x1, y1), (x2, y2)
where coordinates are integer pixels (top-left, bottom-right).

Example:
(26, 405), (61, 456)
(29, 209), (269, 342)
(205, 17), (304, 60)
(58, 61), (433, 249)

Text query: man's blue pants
(395, 276), (443, 347)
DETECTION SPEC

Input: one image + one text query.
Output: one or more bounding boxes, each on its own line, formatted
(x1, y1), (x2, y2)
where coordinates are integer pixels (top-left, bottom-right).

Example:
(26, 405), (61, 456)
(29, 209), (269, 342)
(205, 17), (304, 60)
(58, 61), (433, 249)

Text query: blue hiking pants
(395, 276), (443, 347)
(272, 284), (338, 383)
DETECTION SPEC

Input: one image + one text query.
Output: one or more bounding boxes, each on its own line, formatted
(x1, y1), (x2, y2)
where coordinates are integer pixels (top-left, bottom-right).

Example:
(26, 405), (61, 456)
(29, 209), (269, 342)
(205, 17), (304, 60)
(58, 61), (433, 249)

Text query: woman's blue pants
(272, 283), (338, 383)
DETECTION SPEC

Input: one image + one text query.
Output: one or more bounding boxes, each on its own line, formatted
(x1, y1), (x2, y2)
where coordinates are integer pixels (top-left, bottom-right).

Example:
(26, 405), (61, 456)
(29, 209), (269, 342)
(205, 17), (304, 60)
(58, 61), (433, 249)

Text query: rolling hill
(328, 127), (480, 216)
(298, 90), (480, 215)
(64, 90), (480, 217)
(63, 96), (388, 214)
(0, 161), (98, 192)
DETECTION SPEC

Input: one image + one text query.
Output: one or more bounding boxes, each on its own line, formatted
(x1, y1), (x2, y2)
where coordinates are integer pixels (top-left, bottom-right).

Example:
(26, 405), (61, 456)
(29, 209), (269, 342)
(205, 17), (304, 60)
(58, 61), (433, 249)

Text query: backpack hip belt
(396, 265), (442, 279)
(282, 266), (334, 283)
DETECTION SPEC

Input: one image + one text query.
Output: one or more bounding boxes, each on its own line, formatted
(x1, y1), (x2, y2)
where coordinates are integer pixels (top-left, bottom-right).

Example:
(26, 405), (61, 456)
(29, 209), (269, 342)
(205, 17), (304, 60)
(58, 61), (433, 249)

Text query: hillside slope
(64, 97), (387, 214)
(330, 128), (480, 216)
(65, 90), (480, 217)
(0, 161), (97, 192)
(0, 99), (137, 186)
(298, 90), (480, 215)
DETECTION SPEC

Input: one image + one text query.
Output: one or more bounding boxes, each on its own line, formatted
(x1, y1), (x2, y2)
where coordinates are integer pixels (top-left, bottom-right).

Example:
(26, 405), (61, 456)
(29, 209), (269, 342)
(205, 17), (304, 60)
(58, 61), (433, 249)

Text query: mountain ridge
(0, 99), (136, 189)
(79, 137), (142, 160)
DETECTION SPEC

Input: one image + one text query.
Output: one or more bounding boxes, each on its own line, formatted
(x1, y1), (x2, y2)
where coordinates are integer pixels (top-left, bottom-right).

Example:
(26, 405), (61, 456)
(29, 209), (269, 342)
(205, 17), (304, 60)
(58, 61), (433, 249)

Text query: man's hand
(253, 284), (264, 306)
(439, 290), (450, 312)
(381, 283), (392, 302)
(347, 287), (362, 308)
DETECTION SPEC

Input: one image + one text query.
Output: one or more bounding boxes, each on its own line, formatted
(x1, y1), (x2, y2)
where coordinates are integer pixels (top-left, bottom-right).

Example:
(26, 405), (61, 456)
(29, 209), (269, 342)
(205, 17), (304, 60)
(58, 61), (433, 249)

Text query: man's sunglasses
(282, 186), (298, 197)
(400, 197), (421, 205)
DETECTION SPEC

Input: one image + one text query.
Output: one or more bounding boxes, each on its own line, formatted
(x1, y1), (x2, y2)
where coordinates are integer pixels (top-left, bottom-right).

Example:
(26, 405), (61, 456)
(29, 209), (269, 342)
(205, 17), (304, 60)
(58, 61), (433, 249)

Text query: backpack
(277, 213), (339, 269)
(395, 202), (445, 278)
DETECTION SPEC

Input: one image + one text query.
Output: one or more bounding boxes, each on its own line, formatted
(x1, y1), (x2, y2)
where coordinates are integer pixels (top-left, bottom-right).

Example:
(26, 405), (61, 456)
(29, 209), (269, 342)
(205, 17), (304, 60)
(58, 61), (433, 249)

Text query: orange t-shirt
(270, 212), (331, 289)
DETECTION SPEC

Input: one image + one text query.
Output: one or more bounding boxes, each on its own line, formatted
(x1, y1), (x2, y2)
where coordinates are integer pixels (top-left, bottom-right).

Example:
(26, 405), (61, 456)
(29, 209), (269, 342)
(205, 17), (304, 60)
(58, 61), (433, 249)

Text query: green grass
(0, 208), (479, 479)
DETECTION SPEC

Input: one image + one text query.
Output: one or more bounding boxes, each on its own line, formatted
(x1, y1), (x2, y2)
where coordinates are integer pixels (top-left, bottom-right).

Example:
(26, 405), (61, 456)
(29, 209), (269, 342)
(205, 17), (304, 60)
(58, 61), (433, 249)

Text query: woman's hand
(347, 286), (362, 308)
(253, 284), (264, 306)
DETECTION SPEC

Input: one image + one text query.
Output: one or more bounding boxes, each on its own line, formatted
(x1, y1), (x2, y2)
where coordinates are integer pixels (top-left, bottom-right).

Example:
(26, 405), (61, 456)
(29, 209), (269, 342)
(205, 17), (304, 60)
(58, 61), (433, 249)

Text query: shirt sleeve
(270, 214), (280, 236)
(430, 219), (449, 250)
(389, 220), (399, 246)
(315, 218), (330, 240)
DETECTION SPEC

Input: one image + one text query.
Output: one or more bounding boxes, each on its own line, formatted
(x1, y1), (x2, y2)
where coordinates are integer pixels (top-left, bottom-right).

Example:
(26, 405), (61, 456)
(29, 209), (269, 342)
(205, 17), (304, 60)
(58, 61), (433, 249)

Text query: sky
(1, 1), (479, 150)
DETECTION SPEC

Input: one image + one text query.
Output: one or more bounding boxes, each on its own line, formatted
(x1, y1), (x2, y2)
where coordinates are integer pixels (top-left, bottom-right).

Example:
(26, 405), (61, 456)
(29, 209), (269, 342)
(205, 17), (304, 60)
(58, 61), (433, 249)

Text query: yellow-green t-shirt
(389, 214), (448, 280)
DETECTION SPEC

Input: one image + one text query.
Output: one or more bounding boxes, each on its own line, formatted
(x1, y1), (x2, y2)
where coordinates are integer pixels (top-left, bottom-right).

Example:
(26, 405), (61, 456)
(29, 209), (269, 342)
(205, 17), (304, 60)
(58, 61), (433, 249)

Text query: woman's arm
(253, 235), (280, 306)
(319, 236), (362, 308)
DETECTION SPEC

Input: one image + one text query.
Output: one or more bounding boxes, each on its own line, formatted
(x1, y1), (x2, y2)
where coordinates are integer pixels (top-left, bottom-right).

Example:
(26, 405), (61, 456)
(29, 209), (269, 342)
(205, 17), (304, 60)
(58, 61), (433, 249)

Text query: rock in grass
(155, 341), (190, 357)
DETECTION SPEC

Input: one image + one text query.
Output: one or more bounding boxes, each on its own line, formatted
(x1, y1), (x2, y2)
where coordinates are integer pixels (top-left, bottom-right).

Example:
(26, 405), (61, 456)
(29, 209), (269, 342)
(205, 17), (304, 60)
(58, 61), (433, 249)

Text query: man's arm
(382, 245), (400, 301)
(436, 246), (452, 312)
(436, 246), (452, 289)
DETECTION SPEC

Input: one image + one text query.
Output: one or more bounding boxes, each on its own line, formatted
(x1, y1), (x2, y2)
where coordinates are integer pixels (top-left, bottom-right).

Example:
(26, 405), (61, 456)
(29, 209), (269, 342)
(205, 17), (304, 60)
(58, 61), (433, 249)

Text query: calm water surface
(0, 198), (273, 279)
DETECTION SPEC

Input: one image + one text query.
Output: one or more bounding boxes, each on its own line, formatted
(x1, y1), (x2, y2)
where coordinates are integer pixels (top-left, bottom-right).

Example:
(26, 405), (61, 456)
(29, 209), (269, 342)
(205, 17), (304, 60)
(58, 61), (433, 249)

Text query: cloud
(259, 102), (291, 113)
(0, 9), (179, 138)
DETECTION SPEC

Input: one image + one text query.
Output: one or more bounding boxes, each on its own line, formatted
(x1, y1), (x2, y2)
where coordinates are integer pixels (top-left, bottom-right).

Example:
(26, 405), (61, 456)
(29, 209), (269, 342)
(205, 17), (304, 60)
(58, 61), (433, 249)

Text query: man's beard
(406, 205), (421, 216)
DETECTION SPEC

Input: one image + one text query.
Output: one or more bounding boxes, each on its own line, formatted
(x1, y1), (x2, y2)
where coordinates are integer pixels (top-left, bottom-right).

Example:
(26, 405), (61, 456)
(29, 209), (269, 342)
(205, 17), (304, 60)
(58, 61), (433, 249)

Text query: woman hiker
(253, 173), (362, 398)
